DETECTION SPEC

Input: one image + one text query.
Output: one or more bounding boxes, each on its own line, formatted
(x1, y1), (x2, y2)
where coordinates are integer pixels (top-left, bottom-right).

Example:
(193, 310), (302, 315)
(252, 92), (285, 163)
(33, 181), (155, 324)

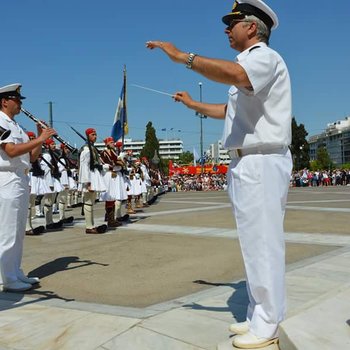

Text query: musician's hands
(38, 127), (57, 142)
(36, 123), (43, 135)
(36, 120), (48, 135)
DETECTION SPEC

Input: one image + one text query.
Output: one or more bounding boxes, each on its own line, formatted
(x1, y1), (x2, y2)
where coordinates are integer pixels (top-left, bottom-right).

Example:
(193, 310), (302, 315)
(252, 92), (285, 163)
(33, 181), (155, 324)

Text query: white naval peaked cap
(0, 83), (26, 99)
(222, 0), (279, 30)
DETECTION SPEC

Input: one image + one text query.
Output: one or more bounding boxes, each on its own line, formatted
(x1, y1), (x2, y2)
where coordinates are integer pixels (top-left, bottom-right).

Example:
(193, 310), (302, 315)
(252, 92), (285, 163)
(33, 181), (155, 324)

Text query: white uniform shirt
(222, 42), (292, 150)
(0, 111), (30, 171)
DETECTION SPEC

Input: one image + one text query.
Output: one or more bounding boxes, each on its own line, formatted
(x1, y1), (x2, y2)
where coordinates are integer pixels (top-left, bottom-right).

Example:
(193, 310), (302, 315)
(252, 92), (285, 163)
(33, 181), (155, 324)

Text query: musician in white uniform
(146, 1), (292, 348)
(78, 128), (107, 234)
(0, 84), (56, 292)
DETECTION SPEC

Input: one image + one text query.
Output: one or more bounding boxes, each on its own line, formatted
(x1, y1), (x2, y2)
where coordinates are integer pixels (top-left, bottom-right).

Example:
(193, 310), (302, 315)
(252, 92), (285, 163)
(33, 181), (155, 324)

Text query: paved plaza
(0, 186), (349, 349)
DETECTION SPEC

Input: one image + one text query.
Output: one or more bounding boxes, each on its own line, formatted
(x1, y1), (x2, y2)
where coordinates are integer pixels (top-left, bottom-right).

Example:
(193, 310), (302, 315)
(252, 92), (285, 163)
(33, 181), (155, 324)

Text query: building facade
(96, 138), (184, 160)
(309, 117), (350, 165)
(207, 140), (230, 165)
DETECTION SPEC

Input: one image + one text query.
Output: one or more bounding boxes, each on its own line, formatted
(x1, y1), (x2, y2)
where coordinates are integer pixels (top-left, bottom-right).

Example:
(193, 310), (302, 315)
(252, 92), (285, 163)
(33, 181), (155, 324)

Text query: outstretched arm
(146, 41), (251, 88)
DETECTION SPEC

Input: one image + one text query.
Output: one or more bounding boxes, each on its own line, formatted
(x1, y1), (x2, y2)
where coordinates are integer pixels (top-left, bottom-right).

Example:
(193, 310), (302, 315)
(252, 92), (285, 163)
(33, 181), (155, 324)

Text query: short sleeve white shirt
(222, 42), (292, 150)
(0, 111), (30, 171)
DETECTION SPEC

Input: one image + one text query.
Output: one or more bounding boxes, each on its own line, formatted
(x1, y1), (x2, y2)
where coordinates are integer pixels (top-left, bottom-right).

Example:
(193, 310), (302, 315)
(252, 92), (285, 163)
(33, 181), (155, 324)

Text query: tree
(315, 147), (333, 170)
(140, 121), (166, 172)
(291, 117), (310, 170)
(140, 121), (159, 161)
(178, 151), (194, 165)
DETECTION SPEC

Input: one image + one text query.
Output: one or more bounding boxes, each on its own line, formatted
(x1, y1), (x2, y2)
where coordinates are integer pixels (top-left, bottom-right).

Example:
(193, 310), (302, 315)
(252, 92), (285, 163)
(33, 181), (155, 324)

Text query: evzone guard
(41, 138), (64, 230)
(78, 128), (107, 234)
(100, 137), (129, 228)
(26, 131), (50, 235)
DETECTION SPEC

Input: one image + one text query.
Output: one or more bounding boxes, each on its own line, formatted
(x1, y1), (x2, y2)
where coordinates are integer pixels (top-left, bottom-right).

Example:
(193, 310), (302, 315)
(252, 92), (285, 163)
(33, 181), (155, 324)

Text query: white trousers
(227, 149), (292, 339)
(0, 171), (30, 285)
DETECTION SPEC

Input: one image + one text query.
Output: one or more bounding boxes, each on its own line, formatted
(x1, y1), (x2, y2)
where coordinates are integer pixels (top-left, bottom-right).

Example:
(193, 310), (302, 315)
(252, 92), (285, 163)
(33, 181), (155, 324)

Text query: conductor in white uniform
(0, 84), (56, 292)
(146, 0), (293, 348)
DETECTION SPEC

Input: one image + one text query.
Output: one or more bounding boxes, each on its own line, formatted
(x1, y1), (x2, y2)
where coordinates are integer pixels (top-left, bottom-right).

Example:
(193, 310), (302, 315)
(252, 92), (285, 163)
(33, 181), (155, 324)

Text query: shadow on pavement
(183, 280), (248, 322)
(28, 256), (109, 279)
(0, 287), (75, 313)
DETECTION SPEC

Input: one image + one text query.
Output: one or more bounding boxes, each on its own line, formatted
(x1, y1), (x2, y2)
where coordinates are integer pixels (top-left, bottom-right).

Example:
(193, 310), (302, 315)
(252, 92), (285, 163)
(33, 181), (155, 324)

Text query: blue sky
(2, 1), (350, 152)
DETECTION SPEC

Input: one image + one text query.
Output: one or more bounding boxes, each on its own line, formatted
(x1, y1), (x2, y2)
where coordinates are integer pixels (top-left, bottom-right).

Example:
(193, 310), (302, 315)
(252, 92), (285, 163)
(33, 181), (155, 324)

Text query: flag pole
(122, 65), (127, 150)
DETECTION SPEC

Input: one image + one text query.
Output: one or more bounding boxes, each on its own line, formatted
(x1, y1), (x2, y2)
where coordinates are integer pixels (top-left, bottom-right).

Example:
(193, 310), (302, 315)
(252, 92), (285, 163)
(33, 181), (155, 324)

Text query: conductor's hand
(146, 41), (186, 64)
(38, 128), (57, 143)
(173, 91), (194, 108)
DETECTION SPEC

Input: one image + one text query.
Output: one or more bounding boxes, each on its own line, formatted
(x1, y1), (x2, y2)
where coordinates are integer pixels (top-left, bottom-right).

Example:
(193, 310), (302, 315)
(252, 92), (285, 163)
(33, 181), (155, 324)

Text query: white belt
(228, 146), (288, 159)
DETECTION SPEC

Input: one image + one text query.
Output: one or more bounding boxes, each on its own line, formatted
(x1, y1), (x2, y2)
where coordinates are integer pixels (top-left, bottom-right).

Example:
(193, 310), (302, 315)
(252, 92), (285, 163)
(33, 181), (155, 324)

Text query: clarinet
(20, 108), (77, 153)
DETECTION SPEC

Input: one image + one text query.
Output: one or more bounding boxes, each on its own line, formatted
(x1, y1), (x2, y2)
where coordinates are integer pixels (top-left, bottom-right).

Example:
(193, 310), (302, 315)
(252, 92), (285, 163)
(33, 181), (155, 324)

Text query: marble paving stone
(0, 306), (90, 347)
(141, 308), (230, 350)
(102, 326), (205, 350)
(32, 313), (140, 350)
(217, 338), (279, 350)
(315, 260), (350, 273)
(285, 275), (336, 309)
(280, 286), (350, 350)
(286, 265), (350, 284)
(0, 302), (48, 328)
(180, 299), (247, 325)
(0, 307), (139, 350)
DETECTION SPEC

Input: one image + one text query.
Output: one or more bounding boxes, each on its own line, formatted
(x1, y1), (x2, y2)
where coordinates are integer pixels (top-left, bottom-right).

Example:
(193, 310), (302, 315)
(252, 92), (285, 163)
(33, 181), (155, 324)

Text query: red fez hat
(141, 156), (148, 161)
(45, 138), (55, 146)
(26, 131), (35, 138)
(85, 128), (96, 136)
(104, 137), (114, 145)
(115, 141), (123, 148)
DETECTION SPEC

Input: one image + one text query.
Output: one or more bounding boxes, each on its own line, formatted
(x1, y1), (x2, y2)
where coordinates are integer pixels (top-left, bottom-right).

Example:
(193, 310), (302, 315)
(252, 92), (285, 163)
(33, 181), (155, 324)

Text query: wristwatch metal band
(186, 53), (197, 69)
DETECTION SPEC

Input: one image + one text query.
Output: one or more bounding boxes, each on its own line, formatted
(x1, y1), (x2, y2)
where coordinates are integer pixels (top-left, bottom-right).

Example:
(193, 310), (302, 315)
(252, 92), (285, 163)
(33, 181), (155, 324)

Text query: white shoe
(18, 275), (40, 284)
(232, 332), (278, 349)
(229, 321), (249, 335)
(3, 280), (32, 292)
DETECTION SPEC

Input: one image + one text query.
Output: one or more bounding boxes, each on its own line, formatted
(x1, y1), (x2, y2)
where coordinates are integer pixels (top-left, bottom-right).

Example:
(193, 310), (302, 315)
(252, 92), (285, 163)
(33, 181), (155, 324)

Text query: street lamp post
(48, 101), (54, 127)
(198, 82), (206, 174)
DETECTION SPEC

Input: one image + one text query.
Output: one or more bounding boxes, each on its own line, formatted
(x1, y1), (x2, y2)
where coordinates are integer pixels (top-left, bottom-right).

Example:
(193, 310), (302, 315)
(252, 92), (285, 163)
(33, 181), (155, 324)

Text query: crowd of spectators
(164, 168), (350, 192)
(168, 173), (227, 192)
(291, 169), (350, 187)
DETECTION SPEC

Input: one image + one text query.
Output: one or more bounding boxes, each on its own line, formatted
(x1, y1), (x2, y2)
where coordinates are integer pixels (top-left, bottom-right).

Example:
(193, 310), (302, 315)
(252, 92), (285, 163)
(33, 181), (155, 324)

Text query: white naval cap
(0, 83), (26, 99)
(222, 0), (279, 30)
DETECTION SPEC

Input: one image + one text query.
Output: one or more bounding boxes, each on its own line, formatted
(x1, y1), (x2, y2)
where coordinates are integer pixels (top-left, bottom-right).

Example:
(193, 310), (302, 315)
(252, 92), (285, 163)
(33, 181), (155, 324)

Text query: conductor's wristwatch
(186, 53), (197, 69)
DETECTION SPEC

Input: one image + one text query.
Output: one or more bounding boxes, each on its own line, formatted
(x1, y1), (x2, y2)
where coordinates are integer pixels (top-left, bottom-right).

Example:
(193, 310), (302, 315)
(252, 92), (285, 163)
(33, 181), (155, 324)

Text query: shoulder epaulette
(249, 46), (261, 53)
